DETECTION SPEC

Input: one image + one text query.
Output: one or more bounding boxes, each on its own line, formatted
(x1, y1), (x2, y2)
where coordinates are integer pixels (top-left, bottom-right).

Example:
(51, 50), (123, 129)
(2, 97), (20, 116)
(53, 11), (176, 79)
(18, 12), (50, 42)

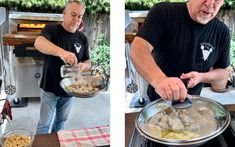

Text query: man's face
(188, 0), (224, 24)
(63, 3), (85, 32)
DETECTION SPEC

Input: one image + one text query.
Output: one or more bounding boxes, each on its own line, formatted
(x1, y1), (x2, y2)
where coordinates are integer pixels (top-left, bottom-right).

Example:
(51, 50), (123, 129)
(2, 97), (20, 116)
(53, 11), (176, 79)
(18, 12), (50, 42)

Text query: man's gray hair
(64, 0), (86, 11)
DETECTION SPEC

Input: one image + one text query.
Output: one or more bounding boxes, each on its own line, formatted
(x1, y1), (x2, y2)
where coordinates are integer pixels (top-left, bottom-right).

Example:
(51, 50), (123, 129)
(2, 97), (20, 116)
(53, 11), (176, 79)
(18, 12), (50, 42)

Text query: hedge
(0, 0), (110, 15)
(125, 0), (235, 11)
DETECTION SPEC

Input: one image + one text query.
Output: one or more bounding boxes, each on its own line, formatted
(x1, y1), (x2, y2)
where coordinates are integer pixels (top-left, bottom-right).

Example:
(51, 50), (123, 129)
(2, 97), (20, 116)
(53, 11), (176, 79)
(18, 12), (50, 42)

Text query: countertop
(201, 86), (235, 111)
(200, 86), (235, 105)
(125, 112), (138, 147)
(33, 133), (60, 147)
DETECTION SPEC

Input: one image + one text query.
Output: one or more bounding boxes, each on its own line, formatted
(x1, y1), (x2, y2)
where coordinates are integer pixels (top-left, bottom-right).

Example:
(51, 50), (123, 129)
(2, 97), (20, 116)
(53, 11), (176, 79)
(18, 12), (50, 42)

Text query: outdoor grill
(1, 12), (63, 106)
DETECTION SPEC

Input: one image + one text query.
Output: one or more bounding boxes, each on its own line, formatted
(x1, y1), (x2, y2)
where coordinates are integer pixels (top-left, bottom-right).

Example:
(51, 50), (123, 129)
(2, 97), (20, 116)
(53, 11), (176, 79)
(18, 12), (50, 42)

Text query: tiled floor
(3, 91), (110, 134)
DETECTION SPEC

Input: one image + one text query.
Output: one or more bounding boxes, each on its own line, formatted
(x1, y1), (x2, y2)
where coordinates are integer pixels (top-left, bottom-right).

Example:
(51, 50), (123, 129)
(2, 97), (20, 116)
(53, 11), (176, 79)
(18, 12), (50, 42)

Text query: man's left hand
(75, 62), (91, 72)
(180, 72), (202, 88)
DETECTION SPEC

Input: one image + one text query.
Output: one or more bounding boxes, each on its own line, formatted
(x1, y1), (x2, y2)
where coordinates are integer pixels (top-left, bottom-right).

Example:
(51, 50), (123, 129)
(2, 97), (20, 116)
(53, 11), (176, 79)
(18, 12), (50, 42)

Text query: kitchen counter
(3, 131), (109, 147)
(125, 112), (138, 147)
(33, 133), (60, 147)
(9, 127), (110, 147)
(200, 86), (235, 111)
(33, 130), (111, 147)
(33, 125), (110, 147)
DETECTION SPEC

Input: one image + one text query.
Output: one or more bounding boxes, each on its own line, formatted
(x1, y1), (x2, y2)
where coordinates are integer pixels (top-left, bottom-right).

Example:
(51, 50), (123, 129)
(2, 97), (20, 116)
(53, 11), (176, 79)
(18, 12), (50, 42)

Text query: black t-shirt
(39, 24), (89, 97)
(136, 2), (230, 101)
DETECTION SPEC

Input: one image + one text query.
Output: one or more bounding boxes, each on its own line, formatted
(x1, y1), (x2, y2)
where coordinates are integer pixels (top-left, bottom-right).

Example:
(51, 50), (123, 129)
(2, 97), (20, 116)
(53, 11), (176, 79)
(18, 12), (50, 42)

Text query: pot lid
(135, 96), (231, 145)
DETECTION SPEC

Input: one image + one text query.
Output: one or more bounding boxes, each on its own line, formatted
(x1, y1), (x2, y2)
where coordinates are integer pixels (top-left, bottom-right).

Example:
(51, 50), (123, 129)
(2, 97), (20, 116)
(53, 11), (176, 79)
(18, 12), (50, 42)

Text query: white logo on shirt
(74, 43), (82, 53)
(200, 42), (214, 61)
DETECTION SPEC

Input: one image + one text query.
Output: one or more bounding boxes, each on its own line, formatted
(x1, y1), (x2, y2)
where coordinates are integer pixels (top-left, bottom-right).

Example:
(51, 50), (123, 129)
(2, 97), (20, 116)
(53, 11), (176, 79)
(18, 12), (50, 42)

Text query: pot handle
(172, 79), (192, 109)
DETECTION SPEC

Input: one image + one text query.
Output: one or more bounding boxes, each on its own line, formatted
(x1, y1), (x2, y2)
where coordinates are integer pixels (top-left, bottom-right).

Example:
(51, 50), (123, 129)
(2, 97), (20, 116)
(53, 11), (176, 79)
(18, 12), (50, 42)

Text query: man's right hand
(60, 51), (78, 66)
(153, 77), (187, 102)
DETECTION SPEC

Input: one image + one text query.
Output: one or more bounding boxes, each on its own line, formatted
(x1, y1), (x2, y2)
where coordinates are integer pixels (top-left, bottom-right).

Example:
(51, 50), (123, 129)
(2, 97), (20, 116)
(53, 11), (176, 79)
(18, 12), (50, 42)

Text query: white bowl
(1, 128), (34, 147)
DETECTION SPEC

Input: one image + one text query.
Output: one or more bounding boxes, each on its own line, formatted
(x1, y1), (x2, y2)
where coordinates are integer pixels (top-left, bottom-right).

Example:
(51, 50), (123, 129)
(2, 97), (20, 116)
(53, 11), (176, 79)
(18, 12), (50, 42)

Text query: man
(34, 0), (91, 134)
(130, 0), (230, 102)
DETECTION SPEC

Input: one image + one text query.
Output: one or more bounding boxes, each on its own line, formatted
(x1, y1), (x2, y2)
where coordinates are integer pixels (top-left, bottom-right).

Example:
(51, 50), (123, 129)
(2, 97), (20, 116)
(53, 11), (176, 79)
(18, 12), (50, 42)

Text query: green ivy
(84, 0), (110, 15)
(0, 0), (110, 14)
(230, 34), (235, 65)
(125, 0), (235, 10)
(90, 34), (110, 81)
(126, 0), (183, 10)
(223, 0), (235, 10)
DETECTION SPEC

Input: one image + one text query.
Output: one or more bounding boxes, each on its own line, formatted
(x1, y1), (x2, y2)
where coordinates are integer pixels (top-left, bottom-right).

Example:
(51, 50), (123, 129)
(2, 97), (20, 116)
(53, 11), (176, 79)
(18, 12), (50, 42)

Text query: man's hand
(180, 72), (202, 88)
(154, 77), (187, 102)
(76, 62), (91, 72)
(60, 51), (78, 66)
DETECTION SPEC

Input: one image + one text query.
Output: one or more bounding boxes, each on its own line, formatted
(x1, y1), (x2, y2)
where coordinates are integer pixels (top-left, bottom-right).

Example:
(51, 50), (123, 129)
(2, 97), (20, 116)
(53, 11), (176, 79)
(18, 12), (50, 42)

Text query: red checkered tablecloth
(57, 125), (110, 147)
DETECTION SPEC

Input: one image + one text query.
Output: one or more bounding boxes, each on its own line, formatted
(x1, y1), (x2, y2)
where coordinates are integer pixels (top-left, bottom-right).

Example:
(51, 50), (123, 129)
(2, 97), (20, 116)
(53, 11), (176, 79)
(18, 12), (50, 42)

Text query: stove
(129, 125), (235, 147)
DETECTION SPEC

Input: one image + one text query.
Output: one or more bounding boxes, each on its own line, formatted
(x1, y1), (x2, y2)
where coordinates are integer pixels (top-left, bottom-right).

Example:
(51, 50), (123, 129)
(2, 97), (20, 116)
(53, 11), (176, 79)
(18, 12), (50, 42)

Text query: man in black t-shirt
(34, 0), (91, 134)
(130, 0), (230, 102)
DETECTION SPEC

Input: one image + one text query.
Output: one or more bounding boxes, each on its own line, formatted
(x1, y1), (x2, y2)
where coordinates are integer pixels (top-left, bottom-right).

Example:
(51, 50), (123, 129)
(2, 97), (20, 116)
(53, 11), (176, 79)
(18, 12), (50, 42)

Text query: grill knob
(35, 73), (41, 79)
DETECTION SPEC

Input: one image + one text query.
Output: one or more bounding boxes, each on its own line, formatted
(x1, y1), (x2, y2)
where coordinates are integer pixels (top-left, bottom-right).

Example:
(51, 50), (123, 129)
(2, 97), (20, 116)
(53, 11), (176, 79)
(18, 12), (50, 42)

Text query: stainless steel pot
(135, 96), (231, 146)
(60, 75), (106, 98)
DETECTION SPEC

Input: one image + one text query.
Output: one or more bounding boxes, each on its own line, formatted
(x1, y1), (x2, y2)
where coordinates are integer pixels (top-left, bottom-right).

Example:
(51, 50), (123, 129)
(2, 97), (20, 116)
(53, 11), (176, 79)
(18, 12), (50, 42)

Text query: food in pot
(162, 130), (200, 140)
(65, 81), (99, 95)
(141, 102), (217, 140)
(4, 134), (31, 147)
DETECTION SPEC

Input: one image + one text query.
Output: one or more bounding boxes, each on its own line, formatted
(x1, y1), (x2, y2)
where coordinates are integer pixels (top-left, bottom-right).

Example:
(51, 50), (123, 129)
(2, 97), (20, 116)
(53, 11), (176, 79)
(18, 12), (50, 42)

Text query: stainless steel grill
(125, 33), (149, 108)
(1, 12), (63, 106)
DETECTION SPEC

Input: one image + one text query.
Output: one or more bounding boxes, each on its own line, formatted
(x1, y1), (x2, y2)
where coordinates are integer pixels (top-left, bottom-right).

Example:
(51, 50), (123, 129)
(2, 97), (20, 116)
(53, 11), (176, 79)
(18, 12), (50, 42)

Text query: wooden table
(33, 133), (60, 147)
(125, 112), (138, 147)
(32, 130), (111, 147)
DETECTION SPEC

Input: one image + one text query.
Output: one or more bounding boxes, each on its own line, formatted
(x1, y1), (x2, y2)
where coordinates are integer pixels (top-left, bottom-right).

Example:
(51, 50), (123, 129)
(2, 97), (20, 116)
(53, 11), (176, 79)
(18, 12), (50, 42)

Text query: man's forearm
(201, 68), (229, 84)
(34, 36), (65, 57)
(130, 37), (166, 87)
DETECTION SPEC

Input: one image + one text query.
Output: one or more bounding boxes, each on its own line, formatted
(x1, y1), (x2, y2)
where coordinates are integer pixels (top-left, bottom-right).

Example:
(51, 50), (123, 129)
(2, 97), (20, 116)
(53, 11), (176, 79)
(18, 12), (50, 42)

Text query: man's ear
(62, 8), (67, 15)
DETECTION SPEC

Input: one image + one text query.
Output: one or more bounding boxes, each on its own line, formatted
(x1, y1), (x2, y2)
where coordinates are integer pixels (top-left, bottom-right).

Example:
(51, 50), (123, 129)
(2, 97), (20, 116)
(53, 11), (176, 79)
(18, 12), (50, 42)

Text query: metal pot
(60, 75), (106, 98)
(135, 96), (231, 146)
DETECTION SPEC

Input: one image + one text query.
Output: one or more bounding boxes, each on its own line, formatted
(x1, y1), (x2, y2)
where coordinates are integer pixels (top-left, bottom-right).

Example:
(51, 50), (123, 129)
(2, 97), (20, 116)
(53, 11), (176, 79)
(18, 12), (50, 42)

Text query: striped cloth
(57, 125), (110, 147)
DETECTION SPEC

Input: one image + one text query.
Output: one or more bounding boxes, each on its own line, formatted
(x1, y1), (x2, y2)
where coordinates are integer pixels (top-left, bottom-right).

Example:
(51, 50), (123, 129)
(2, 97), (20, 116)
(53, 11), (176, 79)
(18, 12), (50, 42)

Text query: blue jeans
(36, 90), (73, 134)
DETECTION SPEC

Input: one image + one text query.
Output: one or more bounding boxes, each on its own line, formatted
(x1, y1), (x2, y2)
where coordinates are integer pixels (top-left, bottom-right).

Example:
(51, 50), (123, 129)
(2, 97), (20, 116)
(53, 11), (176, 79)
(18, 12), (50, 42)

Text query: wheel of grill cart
(5, 85), (16, 95)
(126, 82), (138, 93)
